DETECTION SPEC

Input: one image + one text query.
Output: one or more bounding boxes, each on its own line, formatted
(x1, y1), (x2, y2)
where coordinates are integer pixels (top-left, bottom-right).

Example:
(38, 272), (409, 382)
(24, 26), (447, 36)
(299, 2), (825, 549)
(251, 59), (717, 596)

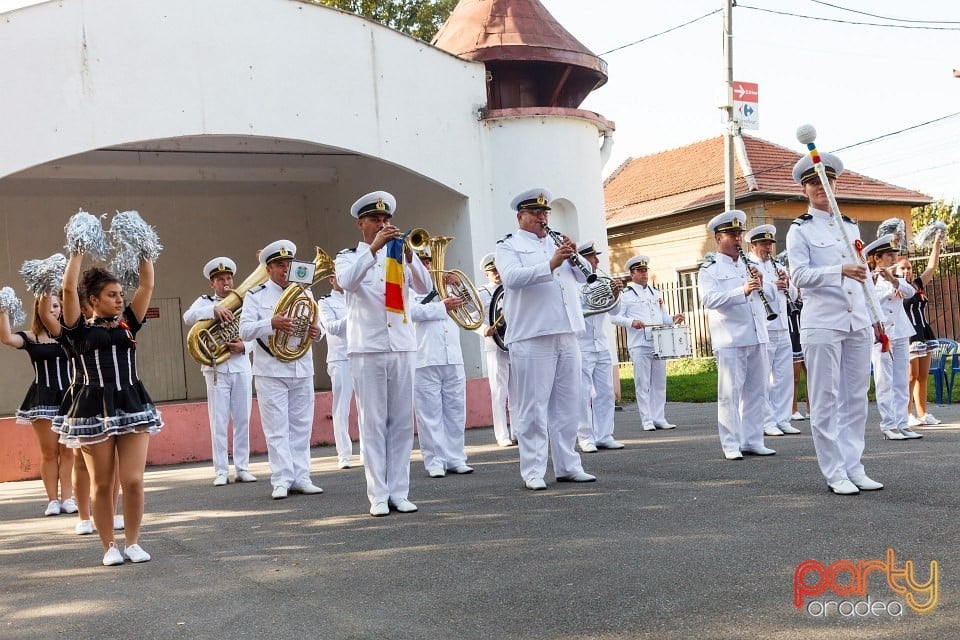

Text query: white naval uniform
(183, 295), (254, 477)
(335, 243), (432, 506)
(787, 208), (882, 484)
(610, 283), (674, 429)
(699, 252), (773, 455)
(238, 280), (319, 490)
(477, 282), (512, 445)
(574, 272), (618, 447)
(495, 229), (587, 483)
(750, 253), (798, 431)
(410, 294), (467, 473)
(317, 290), (355, 465)
(870, 275), (916, 433)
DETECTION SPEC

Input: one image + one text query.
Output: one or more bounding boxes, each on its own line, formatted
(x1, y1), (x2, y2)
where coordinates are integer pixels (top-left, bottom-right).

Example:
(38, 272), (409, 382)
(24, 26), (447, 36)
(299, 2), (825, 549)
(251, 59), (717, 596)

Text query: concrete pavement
(2, 400), (959, 639)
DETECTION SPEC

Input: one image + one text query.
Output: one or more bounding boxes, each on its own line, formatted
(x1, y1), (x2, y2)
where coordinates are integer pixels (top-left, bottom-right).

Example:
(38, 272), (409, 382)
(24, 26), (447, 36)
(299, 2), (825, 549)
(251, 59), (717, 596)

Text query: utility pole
(722, 0), (739, 211)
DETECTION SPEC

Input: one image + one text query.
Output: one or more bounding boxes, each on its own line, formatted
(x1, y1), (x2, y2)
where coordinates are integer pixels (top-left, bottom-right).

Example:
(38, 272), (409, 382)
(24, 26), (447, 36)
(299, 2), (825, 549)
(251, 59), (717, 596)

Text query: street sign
(733, 80), (759, 130)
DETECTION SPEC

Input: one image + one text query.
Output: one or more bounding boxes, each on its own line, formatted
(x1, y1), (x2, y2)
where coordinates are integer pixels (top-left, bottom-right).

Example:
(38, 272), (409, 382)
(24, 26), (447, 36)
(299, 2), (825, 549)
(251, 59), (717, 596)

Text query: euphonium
(187, 262), (268, 367)
(269, 247), (336, 362)
(406, 228), (484, 330)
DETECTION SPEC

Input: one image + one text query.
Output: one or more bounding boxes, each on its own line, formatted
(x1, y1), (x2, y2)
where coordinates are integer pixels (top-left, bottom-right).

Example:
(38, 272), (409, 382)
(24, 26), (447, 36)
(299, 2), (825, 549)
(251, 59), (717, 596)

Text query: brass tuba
(406, 228), (484, 330)
(187, 262), (268, 367)
(269, 247), (336, 362)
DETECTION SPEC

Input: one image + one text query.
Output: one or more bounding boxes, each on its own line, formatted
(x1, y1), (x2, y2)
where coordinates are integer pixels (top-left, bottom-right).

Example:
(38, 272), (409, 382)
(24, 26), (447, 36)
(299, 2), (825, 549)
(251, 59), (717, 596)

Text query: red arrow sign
(733, 81), (758, 103)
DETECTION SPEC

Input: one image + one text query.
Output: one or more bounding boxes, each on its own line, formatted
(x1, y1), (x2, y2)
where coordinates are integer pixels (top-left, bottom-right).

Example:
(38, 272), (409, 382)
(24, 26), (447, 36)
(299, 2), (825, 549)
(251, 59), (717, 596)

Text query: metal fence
(613, 244), (960, 363)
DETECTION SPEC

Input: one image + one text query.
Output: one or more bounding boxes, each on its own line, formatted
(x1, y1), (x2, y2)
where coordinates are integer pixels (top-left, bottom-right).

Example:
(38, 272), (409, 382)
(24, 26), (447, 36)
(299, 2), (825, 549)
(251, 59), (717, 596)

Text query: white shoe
(427, 467), (446, 478)
(741, 445), (776, 456)
(525, 477), (547, 490)
(596, 439), (625, 449)
(790, 412), (807, 421)
(44, 500), (61, 517)
(369, 501), (390, 517)
(448, 465), (474, 474)
(497, 440), (513, 447)
(908, 414), (923, 427)
(642, 423), (656, 432)
(579, 441), (598, 453)
(389, 498), (418, 513)
(764, 426), (785, 436)
(102, 543), (124, 566)
(75, 519), (94, 535)
(271, 485), (288, 500)
(899, 427), (923, 439)
(778, 424), (801, 435)
(113, 515), (125, 531)
(556, 471), (597, 483)
(290, 481), (323, 495)
(213, 473), (229, 487)
(882, 429), (907, 440)
(235, 470), (258, 483)
(123, 543), (152, 563)
(828, 478), (860, 495)
(922, 413), (942, 425)
(60, 498), (79, 514)
(337, 460), (352, 470)
(654, 421), (676, 430)
(723, 450), (743, 461)
(849, 474), (883, 491)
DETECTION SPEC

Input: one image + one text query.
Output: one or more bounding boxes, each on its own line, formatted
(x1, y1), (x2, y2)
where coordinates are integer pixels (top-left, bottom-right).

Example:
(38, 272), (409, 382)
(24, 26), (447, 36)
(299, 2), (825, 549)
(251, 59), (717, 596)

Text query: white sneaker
(235, 470), (257, 483)
(922, 413), (942, 425)
(60, 498), (79, 514)
(44, 500), (61, 516)
(427, 467), (446, 478)
(579, 441), (598, 453)
(75, 519), (94, 535)
(764, 426), (785, 436)
(123, 543), (151, 563)
(271, 485), (288, 500)
(369, 501), (390, 517)
(389, 498), (418, 513)
(778, 424), (801, 435)
(525, 477), (547, 490)
(882, 429), (906, 440)
(908, 414), (923, 427)
(790, 412), (807, 421)
(102, 543), (124, 566)
(113, 515), (125, 531)
(899, 427), (923, 439)
(213, 473), (229, 487)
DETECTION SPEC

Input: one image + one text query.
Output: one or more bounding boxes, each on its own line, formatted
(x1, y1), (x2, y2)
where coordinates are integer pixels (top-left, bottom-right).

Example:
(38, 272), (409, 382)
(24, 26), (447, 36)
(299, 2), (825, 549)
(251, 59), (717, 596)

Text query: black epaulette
(842, 215), (857, 224)
(792, 213), (813, 226)
(496, 233), (513, 244)
(247, 284), (267, 295)
(337, 247), (356, 255)
(202, 294), (214, 301)
(319, 293), (331, 299)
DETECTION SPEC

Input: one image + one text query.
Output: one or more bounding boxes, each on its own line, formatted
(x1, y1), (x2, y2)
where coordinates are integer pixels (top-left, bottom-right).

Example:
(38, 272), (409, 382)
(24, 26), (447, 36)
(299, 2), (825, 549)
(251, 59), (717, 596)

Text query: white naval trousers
(254, 375), (315, 489)
(803, 327), (872, 483)
(414, 364), (467, 472)
(203, 370), (253, 475)
(350, 351), (416, 505)
(578, 349), (616, 445)
(714, 344), (769, 453)
(871, 335), (910, 432)
(629, 345), (667, 428)
(508, 334), (585, 482)
(327, 360), (355, 464)
(765, 329), (795, 429)
(485, 349), (512, 444)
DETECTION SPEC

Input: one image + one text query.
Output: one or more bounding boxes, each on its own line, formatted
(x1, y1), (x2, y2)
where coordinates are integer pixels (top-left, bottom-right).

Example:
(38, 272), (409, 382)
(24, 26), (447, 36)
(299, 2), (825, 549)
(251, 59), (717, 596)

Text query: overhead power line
(831, 112), (960, 153)
(738, 4), (960, 30)
(805, 0), (960, 25)
(600, 9), (721, 56)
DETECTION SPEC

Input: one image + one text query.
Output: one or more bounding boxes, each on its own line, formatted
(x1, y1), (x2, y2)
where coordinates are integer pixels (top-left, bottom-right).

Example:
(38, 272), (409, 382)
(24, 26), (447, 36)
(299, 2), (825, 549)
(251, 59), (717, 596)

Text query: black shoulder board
(202, 294), (214, 301)
(319, 293), (331, 299)
(248, 284), (267, 295)
(792, 213), (813, 226)
(496, 233), (513, 244)
(842, 215), (857, 224)
(337, 247), (356, 255)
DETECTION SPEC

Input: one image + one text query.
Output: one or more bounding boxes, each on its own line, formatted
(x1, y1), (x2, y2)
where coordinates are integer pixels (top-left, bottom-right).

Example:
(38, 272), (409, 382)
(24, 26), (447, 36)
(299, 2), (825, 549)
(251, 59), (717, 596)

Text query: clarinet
(736, 245), (778, 321)
(544, 226), (597, 284)
(771, 257), (798, 315)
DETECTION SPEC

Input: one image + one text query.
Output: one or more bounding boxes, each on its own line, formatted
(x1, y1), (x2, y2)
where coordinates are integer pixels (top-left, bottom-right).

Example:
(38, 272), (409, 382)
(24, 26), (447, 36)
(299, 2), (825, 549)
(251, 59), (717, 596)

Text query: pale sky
(541, 0), (960, 204)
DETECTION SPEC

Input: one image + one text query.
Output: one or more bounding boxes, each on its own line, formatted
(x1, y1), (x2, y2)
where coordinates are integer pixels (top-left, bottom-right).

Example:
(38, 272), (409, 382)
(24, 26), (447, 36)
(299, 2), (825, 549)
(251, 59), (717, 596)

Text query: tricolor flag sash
(385, 237), (406, 320)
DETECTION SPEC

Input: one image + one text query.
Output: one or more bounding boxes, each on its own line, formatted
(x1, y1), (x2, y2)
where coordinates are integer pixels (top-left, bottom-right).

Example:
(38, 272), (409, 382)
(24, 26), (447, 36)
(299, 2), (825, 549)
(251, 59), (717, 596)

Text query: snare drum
(652, 326), (691, 360)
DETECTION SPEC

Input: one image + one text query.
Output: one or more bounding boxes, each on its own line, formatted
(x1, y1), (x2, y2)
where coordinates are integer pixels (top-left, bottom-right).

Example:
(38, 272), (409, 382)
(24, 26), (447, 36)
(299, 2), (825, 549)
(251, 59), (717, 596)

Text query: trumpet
(406, 228), (485, 330)
(737, 245), (778, 321)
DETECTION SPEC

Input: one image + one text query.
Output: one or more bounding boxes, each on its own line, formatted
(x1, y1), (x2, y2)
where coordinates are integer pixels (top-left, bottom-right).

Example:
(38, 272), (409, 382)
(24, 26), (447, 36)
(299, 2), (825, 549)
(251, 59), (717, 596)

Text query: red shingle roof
(605, 134), (933, 229)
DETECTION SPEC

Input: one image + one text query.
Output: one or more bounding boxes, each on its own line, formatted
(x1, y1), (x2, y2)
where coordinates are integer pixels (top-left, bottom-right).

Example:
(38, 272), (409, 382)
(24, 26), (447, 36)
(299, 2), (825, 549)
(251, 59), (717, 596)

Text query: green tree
(911, 199), (960, 247)
(308, 0), (458, 42)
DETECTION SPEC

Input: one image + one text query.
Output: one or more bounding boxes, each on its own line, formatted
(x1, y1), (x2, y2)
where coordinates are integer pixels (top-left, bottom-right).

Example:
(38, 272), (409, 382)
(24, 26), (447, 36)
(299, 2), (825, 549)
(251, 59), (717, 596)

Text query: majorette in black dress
(15, 332), (72, 424)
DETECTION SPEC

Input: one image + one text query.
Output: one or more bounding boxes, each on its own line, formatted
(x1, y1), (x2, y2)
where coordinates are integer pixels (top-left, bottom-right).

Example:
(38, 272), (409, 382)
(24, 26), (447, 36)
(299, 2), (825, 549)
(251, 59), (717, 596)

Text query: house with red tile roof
(604, 134), (932, 286)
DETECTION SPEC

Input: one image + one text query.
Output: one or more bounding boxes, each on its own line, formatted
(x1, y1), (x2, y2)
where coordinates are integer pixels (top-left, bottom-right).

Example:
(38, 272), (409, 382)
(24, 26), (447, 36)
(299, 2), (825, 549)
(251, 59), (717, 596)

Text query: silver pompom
(108, 210), (163, 289)
(64, 210), (111, 260)
(20, 253), (67, 297)
(915, 221), (948, 249)
(877, 218), (905, 239)
(0, 286), (26, 328)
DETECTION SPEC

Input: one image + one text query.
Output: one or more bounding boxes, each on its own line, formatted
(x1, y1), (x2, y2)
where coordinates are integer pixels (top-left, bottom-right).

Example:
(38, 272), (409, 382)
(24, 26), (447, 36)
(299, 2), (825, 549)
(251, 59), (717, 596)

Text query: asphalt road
(2, 401), (958, 640)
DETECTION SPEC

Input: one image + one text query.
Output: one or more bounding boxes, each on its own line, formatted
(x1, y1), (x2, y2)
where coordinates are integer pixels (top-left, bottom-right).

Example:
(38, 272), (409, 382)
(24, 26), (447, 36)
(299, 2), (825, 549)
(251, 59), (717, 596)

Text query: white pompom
(796, 124), (817, 144)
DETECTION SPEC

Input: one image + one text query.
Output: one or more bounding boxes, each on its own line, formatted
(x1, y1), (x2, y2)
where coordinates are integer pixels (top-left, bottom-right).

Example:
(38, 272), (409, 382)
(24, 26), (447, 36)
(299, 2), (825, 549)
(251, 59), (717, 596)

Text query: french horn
(406, 228), (485, 330)
(269, 247), (336, 362)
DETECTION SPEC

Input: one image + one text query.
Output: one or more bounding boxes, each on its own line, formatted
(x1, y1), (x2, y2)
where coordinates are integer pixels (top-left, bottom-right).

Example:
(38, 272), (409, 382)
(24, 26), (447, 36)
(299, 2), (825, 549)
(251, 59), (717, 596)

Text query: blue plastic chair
(945, 341), (960, 404)
(930, 339), (957, 405)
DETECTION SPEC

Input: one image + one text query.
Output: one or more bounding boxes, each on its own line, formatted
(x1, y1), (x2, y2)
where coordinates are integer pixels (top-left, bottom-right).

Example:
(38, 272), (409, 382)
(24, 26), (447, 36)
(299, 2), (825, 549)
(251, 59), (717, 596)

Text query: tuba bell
(269, 247), (336, 362)
(187, 261), (268, 367)
(406, 228), (485, 330)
